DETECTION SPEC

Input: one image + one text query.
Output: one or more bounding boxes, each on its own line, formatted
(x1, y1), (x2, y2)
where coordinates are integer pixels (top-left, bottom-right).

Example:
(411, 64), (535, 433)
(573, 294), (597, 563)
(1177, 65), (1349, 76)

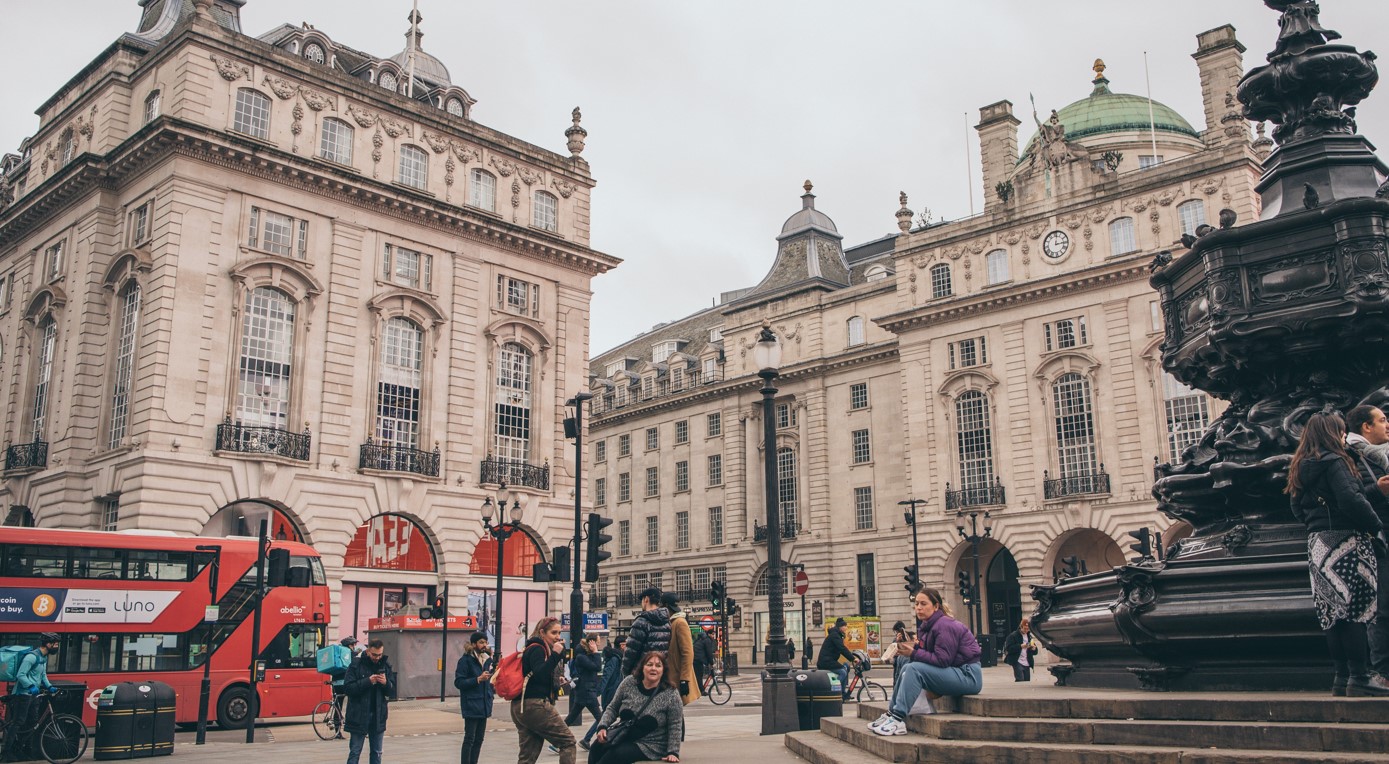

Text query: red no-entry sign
(794, 569), (809, 596)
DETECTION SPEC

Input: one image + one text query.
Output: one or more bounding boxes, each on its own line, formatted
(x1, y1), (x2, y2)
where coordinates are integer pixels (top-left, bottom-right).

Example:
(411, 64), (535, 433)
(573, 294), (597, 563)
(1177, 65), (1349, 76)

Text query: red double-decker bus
(0, 528), (331, 728)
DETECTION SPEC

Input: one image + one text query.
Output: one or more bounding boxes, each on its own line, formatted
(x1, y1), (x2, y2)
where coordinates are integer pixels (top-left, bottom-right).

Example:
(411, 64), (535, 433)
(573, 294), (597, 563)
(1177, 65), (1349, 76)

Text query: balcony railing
(944, 479), (1007, 510)
(479, 456), (550, 490)
(4, 440), (47, 471)
(1043, 467), (1111, 500)
(753, 520), (800, 543)
(216, 418), (311, 461)
(359, 439), (440, 478)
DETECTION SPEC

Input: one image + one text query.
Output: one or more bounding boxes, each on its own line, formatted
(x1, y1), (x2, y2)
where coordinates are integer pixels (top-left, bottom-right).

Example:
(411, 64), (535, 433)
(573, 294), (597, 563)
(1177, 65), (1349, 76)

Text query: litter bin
(724, 653), (739, 677)
(49, 679), (87, 718)
(978, 634), (998, 668)
(94, 681), (177, 760)
(792, 669), (843, 731)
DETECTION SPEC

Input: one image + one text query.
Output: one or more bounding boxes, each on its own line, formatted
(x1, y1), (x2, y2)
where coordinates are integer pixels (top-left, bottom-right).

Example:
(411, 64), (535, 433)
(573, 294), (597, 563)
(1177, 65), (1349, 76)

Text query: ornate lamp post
(481, 486), (525, 656)
(955, 510), (992, 635)
(754, 325), (797, 735)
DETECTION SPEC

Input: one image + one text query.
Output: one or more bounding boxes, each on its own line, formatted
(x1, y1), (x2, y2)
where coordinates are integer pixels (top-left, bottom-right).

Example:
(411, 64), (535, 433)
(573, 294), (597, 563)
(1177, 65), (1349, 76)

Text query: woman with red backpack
(509, 617), (576, 764)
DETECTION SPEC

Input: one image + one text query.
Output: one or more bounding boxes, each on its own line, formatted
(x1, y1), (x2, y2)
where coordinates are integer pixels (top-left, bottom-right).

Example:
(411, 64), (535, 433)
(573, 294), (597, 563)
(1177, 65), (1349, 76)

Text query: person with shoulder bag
(454, 631), (494, 764)
(564, 636), (602, 727)
(1287, 411), (1389, 696)
(590, 651), (683, 764)
(511, 617), (577, 764)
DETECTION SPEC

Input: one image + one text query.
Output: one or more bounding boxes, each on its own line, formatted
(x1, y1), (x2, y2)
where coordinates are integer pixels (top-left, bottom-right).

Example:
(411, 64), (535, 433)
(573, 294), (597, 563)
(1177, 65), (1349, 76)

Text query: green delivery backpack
(0, 646), (40, 683)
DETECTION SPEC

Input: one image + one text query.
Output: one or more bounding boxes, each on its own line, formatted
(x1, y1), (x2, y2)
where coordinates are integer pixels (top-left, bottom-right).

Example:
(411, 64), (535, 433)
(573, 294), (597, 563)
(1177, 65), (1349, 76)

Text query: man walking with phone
(343, 639), (395, 764)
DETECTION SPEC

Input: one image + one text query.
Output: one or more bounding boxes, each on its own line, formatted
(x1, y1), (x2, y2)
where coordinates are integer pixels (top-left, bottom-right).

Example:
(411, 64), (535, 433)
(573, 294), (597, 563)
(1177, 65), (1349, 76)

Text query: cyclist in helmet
(5, 633), (60, 758)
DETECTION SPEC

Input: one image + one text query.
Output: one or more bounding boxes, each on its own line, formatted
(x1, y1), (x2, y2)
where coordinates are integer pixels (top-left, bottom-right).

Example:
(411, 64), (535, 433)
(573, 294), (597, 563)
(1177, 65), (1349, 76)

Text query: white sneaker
(868, 712), (894, 730)
(872, 716), (908, 736)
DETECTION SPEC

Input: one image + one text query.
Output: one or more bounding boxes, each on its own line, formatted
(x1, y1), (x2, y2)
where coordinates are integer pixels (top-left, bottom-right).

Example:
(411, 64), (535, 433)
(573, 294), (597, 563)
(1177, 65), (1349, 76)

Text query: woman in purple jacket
(869, 588), (983, 737)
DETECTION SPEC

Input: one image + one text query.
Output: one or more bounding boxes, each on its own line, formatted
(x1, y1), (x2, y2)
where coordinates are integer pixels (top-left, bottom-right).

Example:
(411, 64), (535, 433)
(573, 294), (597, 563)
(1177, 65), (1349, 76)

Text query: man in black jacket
(1346, 404), (1389, 678)
(342, 639), (395, 764)
(621, 588), (671, 676)
(818, 618), (859, 701)
(564, 636), (602, 727)
(692, 629), (716, 690)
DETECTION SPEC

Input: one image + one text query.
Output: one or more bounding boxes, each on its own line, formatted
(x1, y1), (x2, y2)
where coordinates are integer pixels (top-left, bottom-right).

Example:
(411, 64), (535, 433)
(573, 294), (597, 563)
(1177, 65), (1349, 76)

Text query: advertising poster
(0, 587), (179, 624)
(829, 615), (883, 660)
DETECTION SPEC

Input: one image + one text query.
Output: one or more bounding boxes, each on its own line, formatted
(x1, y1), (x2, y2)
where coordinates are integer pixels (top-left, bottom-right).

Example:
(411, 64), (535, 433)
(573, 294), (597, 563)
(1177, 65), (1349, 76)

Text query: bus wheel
(217, 686), (253, 730)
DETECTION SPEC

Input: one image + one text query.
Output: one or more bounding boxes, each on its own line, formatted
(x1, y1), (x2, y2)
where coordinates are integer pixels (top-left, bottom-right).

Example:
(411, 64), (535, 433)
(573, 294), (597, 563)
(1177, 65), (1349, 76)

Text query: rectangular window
(249, 206), (309, 259)
(852, 429), (871, 464)
(675, 569), (692, 596)
(949, 336), (988, 369)
(1150, 300), (1163, 332)
(641, 377), (653, 399)
(533, 191), (558, 231)
(1179, 201), (1207, 237)
(854, 486), (874, 530)
(595, 439), (607, 462)
(233, 89), (271, 138)
(619, 520), (631, 556)
(470, 170), (497, 211)
(0, 275), (8, 311)
(320, 118), (353, 165)
(595, 477), (607, 506)
(128, 201), (153, 247)
(674, 420), (689, 444)
(397, 145), (428, 189)
(645, 427), (659, 451)
(709, 327), (723, 343)
(1138, 155), (1164, 169)
(1044, 316), (1088, 352)
(708, 506), (723, 546)
(383, 244), (433, 291)
(675, 461), (689, 492)
(108, 283), (141, 449)
(707, 412), (721, 437)
(847, 316), (865, 347)
(986, 250), (1010, 285)
(707, 454), (722, 487)
(702, 357), (718, 383)
(100, 498), (120, 532)
(1163, 373), (1211, 463)
(676, 511), (690, 550)
(849, 382), (869, 410)
(144, 90), (161, 124)
(646, 516), (659, 553)
(645, 466), (659, 497)
(776, 402), (797, 429)
(1109, 217), (1137, 255)
(618, 434), (631, 457)
(651, 341), (679, 364)
(618, 472), (631, 502)
(496, 275), (540, 318)
(44, 240), (65, 282)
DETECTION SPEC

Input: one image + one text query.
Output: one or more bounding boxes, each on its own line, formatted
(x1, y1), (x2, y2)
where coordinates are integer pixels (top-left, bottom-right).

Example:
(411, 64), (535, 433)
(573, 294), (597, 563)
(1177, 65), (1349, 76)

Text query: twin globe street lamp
(481, 486), (526, 655)
(955, 509), (992, 636)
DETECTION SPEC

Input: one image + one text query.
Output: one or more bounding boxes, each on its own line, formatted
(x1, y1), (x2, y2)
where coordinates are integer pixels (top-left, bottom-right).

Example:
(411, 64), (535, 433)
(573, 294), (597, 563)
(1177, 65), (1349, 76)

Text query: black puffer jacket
(570, 646), (602, 703)
(622, 607), (671, 675)
(1290, 453), (1384, 535)
(342, 653), (395, 734)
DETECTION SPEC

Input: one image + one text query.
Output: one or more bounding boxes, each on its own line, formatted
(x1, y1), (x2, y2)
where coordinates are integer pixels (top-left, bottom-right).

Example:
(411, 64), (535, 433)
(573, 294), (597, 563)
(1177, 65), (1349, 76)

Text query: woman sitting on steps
(869, 587), (983, 737)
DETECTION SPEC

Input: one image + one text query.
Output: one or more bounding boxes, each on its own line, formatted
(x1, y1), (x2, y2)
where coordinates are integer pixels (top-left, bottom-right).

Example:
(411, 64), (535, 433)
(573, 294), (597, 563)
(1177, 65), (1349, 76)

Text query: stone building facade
(0, 1), (616, 642)
(586, 25), (1261, 666)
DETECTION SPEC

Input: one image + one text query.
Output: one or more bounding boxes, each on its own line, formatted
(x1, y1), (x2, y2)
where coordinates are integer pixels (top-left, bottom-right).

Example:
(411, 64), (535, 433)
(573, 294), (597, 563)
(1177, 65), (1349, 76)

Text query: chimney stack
(976, 100), (1020, 211)
(1192, 25), (1247, 148)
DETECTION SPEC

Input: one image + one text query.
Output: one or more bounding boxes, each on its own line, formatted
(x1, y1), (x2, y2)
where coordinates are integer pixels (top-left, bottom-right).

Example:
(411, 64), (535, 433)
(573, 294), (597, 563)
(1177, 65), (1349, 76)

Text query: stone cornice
(875, 255), (1152, 334)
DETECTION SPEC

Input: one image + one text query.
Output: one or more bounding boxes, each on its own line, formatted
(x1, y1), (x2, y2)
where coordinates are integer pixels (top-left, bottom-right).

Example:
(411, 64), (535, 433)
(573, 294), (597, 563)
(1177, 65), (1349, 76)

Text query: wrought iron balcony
(216, 418), (311, 461)
(4, 440), (47, 471)
(1043, 467), (1111, 500)
(359, 439), (440, 478)
(479, 456), (550, 490)
(944, 479), (1007, 510)
(753, 519), (800, 543)
(615, 591), (643, 608)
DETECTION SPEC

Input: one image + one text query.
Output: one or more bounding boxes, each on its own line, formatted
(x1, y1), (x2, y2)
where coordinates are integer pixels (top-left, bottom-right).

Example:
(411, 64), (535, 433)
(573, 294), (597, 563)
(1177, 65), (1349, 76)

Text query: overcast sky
(4, 2), (1387, 353)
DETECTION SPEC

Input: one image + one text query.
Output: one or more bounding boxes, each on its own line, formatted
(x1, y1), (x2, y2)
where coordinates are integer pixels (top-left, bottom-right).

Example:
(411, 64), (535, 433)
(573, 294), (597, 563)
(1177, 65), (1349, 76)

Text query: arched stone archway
(1047, 528), (1125, 581)
(339, 513), (441, 642)
(201, 499), (305, 543)
(949, 538), (1016, 646)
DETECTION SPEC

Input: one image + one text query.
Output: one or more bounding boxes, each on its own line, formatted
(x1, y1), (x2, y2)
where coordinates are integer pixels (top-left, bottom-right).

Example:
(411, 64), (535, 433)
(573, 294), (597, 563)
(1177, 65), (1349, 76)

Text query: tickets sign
(0, 587), (180, 624)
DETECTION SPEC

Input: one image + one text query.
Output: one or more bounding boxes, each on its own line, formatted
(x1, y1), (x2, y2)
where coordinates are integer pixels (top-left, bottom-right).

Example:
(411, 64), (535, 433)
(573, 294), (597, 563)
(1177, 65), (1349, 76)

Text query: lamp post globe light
(955, 510), (992, 636)
(754, 325), (798, 735)
(482, 485), (525, 656)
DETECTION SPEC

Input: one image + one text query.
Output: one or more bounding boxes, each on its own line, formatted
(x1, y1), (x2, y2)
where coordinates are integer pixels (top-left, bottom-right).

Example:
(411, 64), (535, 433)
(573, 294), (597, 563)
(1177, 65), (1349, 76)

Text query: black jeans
(460, 716), (486, 764)
(1369, 545), (1389, 677)
(1011, 662), (1032, 681)
(590, 717), (659, 764)
(591, 741), (650, 764)
(564, 694), (600, 727)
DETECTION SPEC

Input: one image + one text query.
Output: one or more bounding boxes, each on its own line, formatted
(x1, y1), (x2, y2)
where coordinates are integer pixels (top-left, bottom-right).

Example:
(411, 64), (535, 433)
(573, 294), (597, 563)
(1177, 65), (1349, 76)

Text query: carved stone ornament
(518, 167), (543, 186)
(551, 178), (576, 199)
(379, 116), (412, 139)
(565, 106), (587, 157)
(1088, 205), (1112, 224)
(1002, 229), (1023, 246)
(489, 157), (517, 177)
(300, 88), (334, 112)
(210, 54), (251, 81)
(263, 75), (299, 100)
(1061, 213), (1086, 230)
(420, 131), (451, 154)
(1024, 222), (1047, 239)
(347, 104), (379, 128)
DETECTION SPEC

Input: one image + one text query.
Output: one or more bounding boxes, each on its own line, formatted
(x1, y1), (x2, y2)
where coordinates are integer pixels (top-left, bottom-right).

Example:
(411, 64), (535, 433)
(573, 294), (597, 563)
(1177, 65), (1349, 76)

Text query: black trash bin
(978, 634), (998, 668)
(724, 653), (739, 677)
(792, 669), (843, 731)
(94, 681), (177, 760)
(49, 679), (88, 718)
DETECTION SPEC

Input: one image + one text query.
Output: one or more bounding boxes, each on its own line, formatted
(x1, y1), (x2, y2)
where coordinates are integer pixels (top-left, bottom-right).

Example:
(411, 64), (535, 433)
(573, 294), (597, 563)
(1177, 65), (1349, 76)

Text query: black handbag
(595, 690), (658, 753)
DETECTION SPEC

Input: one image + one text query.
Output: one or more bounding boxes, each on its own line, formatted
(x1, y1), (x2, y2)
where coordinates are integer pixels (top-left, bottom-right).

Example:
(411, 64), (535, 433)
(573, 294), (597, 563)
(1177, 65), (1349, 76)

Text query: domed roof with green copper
(1019, 61), (1200, 165)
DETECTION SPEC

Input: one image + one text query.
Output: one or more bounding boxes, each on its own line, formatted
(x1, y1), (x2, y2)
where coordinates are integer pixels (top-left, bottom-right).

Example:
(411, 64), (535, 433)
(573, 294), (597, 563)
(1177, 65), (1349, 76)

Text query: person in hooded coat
(621, 588), (671, 676)
(455, 631), (494, 764)
(660, 592), (701, 705)
(564, 636), (603, 726)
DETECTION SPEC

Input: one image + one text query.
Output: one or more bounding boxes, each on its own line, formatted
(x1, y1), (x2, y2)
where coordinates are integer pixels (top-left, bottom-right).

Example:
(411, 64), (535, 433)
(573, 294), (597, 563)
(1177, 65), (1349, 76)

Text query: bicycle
(699, 659), (732, 706)
(842, 655), (887, 703)
(0, 689), (89, 764)
(311, 682), (346, 741)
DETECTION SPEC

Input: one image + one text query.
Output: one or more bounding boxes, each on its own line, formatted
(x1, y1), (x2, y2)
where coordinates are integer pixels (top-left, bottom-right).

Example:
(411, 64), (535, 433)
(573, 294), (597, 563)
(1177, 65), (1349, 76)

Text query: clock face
(1043, 230), (1070, 260)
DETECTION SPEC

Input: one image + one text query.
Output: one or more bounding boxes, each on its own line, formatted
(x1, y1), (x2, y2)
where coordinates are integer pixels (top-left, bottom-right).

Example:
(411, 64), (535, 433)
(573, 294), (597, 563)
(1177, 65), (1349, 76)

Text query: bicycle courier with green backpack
(0, 645), (42, 686)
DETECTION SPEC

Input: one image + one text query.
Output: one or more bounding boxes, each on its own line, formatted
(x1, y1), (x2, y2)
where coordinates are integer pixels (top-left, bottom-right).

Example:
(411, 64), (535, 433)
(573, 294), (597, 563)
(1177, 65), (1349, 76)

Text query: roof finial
(1093, 59), (1106, 79)
(1091, 58), (1111, 95)
(801, 179), (815, 209)
(565, 107), (587, 159)
(804, 179), (813, 194)
(896, 191), (914, 234)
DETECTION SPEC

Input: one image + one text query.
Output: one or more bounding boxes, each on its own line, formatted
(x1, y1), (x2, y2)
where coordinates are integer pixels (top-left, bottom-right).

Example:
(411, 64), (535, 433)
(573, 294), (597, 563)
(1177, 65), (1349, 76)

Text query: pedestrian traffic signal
(710, 580), (725, 608)
(903, 564), (920, 594)
(584, 513), (614, 582)
(552, 545), (571, 582)
(1128, 527), (1154, 562)
(1060, 555), (1081, 578)
(726, 597), (737, 612)
(957, 571), (972, 601)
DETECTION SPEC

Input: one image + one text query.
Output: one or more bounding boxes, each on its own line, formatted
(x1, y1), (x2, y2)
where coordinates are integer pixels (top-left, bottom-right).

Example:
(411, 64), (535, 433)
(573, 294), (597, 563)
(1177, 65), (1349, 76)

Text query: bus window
(261, 623), (324, 669)
(309, 558), (327, 586)
(72, 548), (124, 579)
(288, 556), (314, 587)
(60, 634), (121, 673)
(127, 549), (192, 581)
(120, 633), (187, 672)
(4, 545), (69, 577)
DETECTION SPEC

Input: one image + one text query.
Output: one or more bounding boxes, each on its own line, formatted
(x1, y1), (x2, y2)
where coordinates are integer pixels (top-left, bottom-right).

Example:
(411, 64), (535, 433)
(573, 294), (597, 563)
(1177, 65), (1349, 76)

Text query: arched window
(143, 90), (161, 125)
(60, 128), (76, 164)
(846, 316), (865, 347)
(494, 342), (534, 463)
(397, 144), (427, 189)
(533, 191), (558, 231)
(1052, 372), (1098, 477)
(320, 118), (353, 165)
(108, 282), (141, 449)
(31, 318), (57, 441)
(1162, 372), (1210, 462)
(304, 43), (326, 64)
(1109, 217), (1137, 255)
(236, 287), (295, 428)
(376, 317), (424, 449)
(985, 250), (1009, 285)
(755, 564), (790, 596)
(865, 264), (889, 282)
(956, 391), (995, 492)
(233, 88), (271, 139)
(470, 169), (496, 211)
(445, 98), (465, 118)
(378, 70), (399, 93)
(471, 532), (544, 577)
(343, 514), (436, 571)
(777, 446), (799, 533)
(931, 263), (953, 298)
(1178, 200), (1206, 237)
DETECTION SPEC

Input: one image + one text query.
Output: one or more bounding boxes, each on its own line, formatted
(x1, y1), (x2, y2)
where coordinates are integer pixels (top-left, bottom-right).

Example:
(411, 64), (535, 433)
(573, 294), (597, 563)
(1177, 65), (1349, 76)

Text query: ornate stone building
(0, 1), (616, 641)
(587, 25), (1259, 666)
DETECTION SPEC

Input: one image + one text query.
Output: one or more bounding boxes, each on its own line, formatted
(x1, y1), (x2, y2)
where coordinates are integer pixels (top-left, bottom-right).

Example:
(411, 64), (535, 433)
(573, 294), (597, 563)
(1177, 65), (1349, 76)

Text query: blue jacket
(599, 645), (623, 706)
(454, 651), (495, 719)
(570, 648), (602, 704)
(16, 649), (53, 695)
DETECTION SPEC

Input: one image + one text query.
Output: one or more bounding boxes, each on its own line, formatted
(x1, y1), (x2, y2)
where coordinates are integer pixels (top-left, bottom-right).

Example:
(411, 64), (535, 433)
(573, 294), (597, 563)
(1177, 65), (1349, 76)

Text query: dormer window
(379, 71), (399, 93)
(445, 98), (465, 118)
(709, 327), (723, 343)
(604, 361), (627, 378)
(652, 341), (681, 364)
(304, 43), (326, 64)
(865, 264), (889, 282)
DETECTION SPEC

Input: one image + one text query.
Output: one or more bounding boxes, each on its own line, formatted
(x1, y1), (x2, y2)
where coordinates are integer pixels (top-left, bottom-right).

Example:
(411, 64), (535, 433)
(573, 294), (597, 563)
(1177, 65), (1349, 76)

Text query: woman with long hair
(1287, 411), (1389, 696)
(511, 617), (577, 763)
(590, 651), (683, 764)
(454, 631), (494, 764)
(870, 587), (983, 737)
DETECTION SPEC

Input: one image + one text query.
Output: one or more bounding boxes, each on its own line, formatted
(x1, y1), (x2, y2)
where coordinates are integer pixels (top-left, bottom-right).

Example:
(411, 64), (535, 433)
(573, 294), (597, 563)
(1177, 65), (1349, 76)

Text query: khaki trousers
(511, 698), (576, 764)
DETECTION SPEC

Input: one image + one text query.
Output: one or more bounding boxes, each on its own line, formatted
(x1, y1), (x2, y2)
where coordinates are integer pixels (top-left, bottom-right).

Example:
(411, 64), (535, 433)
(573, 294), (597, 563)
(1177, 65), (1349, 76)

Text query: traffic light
(552, 545), (571, 582)
(1060, 555), (1081, 578)
(584, 513), (614, 582)
(957, 571), (972, 601)
(1128, 527), (1154, 562)
(903, 564), (920, 594)
(710, 580), (725, 608)
(726, 597), (737, 612)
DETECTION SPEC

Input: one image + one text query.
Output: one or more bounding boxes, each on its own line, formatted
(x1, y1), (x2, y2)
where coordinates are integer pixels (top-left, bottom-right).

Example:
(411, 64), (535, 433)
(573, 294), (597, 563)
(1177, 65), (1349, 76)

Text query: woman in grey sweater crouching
(590, 651), (683, 763)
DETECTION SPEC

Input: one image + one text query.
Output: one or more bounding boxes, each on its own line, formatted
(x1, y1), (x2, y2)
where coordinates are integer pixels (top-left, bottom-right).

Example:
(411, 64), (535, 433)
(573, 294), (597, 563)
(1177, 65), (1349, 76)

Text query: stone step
(801, 717), (1389, 764)
(858, 692), (1389, 724)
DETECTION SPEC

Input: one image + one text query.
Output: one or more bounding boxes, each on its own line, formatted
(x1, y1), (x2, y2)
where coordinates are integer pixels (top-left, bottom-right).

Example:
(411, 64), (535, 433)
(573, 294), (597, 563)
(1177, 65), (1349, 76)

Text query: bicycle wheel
(312, 700), (341, 741)
(707, 678), (731, 706)
(39, 713), (87, 764)
(858, 680), (888, 703)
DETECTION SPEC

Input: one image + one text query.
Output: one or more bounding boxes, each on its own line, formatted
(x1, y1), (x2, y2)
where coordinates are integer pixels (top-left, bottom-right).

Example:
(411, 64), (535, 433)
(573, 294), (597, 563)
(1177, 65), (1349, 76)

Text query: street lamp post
(566, 392), (593, 656)
(955, 510), (992, 635)
(194, 544), (221, 746)
(482, 486), (525, 656)
(899, 498), (925, 577)
(754, 325), (798, 735)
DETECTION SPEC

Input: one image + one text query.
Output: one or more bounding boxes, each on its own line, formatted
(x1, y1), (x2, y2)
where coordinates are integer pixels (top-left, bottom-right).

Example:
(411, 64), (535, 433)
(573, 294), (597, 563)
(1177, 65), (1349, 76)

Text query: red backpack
(493, 644), (543, 700)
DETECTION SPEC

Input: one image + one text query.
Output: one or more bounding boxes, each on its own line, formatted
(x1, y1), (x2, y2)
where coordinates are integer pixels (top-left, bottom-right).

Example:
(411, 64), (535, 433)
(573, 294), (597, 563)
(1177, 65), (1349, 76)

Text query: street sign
(204, 605), (219, 622)
(794, 569), (809, 596)
(560, 612), (610, 633)
(699, 615), (717, 631)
